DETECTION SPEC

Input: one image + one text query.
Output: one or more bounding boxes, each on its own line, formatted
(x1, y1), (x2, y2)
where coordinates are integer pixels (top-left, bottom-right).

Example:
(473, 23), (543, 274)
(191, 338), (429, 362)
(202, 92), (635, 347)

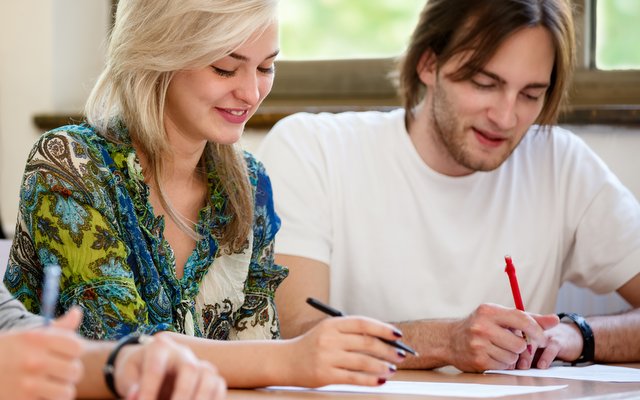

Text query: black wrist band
(103, 333), (147, 398)
(557, 312), (595, 365)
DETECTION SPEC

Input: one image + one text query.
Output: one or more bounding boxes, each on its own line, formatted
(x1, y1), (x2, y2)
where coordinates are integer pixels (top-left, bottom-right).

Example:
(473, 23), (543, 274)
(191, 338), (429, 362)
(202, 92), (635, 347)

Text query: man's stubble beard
(429, 80), (519, 173)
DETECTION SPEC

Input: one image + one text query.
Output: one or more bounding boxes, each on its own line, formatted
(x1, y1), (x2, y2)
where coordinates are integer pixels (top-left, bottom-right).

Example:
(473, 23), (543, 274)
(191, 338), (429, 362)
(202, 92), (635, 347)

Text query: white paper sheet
(266, 381), (567, 398)
(485, 364), (640, 382)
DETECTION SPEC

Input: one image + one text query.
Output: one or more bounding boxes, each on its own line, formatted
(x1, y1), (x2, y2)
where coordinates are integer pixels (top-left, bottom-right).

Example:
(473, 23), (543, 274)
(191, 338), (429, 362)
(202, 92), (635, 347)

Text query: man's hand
(448, 304), (558, 372)
(115, 332), (226, 400)
(517, 320), (583, 369)
(0, 308), (85, 400)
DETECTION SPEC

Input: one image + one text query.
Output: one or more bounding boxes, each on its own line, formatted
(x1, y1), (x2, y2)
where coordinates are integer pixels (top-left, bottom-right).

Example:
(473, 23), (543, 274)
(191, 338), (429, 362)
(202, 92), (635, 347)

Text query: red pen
(504, 255), (532, 354)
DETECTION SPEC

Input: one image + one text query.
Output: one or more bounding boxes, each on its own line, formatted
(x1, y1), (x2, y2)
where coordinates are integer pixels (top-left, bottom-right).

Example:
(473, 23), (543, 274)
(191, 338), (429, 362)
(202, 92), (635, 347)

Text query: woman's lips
(216, 107), (250, 124)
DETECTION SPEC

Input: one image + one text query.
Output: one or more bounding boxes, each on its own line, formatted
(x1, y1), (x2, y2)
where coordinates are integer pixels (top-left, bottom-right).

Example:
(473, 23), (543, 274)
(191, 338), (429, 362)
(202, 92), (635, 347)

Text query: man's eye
(471, 80), (494, 89)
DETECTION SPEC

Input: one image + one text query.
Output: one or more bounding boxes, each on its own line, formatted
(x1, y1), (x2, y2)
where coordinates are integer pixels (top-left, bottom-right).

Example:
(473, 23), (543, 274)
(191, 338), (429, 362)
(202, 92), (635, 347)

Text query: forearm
(75, 341), (113, 398)
(161, 332), (294, 388)
(280, 315), (325, 339)
(393, 319), (458, 370)
(589, 308), (640, 362)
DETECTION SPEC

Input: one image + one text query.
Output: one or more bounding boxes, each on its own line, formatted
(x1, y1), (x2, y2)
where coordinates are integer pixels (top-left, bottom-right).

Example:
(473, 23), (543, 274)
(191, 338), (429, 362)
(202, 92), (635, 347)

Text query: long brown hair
(398, 0), (575, 126)
(85, 0), (278, 252)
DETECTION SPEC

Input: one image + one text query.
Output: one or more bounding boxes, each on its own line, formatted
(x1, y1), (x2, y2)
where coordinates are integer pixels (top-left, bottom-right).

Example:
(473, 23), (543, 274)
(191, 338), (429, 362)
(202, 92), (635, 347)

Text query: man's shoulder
(519, 125), (588, 154)
(270, 108), (405, 139)
(508, 125), (603, 175)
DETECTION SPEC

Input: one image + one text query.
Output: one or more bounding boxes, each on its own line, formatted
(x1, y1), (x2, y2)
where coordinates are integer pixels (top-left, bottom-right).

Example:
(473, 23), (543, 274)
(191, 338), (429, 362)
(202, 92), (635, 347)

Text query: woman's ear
(417, 50), (438, 86)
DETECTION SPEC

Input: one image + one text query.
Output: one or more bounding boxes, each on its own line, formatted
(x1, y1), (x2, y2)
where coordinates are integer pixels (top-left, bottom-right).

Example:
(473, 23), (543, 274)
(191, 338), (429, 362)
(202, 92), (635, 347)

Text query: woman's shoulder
(26, 123), (117, 186)
(242, 150), (268, 185)
(34, 124), (103, 159)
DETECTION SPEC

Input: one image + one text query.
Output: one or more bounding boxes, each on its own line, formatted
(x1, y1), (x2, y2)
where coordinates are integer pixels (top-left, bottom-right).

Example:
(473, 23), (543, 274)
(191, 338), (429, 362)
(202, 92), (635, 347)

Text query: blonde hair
(398, 0), (575, 126)
(86, 0), (278, 252)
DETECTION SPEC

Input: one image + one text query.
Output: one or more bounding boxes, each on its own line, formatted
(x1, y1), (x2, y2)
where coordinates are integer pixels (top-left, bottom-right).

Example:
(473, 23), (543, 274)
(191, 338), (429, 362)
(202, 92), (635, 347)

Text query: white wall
(0, 0), (110, 233)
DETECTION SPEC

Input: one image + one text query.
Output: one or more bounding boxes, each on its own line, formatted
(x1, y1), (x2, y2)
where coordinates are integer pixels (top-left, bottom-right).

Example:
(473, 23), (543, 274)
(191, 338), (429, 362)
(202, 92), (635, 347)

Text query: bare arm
(274, 254), (331, 338)
(395, 306), (557, 371)
(157, 256), (404, 387)
(589, 273), (640, 361)
(76, 336), (225, 400)
(162, 317), (406, 388)
(273, 254), (557, 372)
(524, 273), (640, 369)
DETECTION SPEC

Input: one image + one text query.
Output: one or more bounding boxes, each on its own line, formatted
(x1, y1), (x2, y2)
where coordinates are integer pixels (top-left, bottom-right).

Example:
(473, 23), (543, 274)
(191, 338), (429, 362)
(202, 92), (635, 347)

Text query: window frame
(264, 0), (640, 120)
(35, 0), (640, 133)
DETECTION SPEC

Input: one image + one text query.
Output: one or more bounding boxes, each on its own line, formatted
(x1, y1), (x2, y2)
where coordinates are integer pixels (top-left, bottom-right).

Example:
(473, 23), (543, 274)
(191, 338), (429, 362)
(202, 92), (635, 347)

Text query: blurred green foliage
(279, 0), (639, 70)
(279, 0), (425, 60)
(596, 0), (639, 69)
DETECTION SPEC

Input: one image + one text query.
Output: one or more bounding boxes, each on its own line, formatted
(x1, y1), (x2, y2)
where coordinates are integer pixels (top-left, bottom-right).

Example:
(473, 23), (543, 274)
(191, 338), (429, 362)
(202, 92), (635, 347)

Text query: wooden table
(227, 364), (640, 399)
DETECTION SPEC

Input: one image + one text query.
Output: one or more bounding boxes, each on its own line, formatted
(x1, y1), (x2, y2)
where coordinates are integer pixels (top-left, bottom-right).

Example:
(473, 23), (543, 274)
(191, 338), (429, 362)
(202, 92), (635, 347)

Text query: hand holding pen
(306, 297), (418, 356)
(280, 297), (413, 387)
(504, 256), (532, 355)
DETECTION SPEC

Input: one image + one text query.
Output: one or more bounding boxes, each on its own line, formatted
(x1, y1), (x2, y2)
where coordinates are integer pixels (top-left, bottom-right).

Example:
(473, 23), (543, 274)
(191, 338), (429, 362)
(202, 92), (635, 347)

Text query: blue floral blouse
(4, 123), (288, 340)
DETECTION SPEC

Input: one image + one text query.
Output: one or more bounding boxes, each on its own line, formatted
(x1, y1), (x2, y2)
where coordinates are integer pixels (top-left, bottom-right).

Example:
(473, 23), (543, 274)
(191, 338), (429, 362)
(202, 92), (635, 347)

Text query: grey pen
(306, 297), (418, 356)
(41, 264), (61, 326)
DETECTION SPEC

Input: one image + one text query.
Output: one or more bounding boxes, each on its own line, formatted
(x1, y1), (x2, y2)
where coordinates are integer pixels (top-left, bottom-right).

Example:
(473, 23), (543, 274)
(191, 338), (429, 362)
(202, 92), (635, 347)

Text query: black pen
(306, 297), (418, 356)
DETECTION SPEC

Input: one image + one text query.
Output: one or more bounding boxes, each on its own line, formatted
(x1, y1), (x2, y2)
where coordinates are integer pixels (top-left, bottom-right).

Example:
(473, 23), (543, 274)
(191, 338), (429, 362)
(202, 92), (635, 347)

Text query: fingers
(41, 330), (85, 359)
(17, 376), (77, 400)
(333, 351), (397, 379)
(484, 305), (558, 354)
(332, 316), (404, 343)
(168, 357), (199, 400)
(325, 367), (392, 387)
(41, 354), (84, 383)
(135, 337), (172, 400)
(315, 318), (407, 365)
(51, 306), (84, 331)
(294, 317), (403, 387)
(535, 342), (561, 369)
(133, 335), (227, 400)
(449, 304), (550, 371)
(191, 362), (227, 400)
(531, 313), (560, 331)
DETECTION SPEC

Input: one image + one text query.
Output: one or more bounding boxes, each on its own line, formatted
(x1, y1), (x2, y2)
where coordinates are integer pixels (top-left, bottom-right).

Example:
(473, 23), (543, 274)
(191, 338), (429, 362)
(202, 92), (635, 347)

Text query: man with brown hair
(259, 0), (640, 372)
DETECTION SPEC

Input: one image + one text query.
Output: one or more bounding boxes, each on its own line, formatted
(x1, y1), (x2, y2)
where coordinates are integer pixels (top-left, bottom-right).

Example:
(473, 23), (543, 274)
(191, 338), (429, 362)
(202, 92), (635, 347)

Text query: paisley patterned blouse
(4, 123), (288, 340)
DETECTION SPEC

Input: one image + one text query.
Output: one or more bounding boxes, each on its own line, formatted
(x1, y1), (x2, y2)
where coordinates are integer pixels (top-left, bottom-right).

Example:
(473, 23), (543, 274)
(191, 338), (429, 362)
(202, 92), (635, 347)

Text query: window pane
(596, 0), (640, 70)
(279, 0), (424, 60)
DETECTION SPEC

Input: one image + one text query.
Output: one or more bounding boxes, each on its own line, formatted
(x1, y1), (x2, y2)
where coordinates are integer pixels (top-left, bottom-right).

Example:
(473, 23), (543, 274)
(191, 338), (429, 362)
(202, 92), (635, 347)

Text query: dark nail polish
(377, 378), (387, 385)
(397, 349), (406, 358)
(392, 328), (403, 338)
(389, 364), (397, 373)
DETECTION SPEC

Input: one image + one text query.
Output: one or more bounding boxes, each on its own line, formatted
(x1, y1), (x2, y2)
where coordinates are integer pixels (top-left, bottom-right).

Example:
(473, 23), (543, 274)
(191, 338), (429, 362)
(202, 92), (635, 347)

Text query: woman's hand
(115, 332), (226, 400)
(282, 316), (406, 387)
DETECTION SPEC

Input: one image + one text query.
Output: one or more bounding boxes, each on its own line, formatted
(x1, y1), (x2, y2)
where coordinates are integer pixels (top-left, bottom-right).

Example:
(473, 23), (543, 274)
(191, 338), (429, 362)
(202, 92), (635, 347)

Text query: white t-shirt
(257, 109), (640, 322)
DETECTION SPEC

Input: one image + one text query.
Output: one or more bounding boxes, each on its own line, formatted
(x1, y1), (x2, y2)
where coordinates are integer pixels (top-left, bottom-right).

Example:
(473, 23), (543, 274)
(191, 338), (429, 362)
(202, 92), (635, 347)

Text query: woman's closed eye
(258, 64), (275, 74)
(212, 66), (235, 77)
(212, 65), (275, 77)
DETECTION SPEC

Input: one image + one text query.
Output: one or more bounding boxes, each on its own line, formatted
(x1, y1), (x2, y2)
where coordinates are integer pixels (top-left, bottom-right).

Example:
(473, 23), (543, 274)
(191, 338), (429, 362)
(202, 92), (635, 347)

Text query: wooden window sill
(33, 104), (640, 133)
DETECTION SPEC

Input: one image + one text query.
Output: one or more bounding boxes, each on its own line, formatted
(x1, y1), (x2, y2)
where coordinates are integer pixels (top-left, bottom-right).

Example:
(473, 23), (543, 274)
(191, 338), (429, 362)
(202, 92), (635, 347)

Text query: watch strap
(103, 333), (146, 398)
(557, 312), (595, 364)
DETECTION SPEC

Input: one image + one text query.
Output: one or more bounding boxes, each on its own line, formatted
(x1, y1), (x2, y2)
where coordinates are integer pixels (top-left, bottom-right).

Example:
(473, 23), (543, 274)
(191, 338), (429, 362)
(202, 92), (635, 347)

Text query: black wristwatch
(103, 333), (149, 398)
(557, 312), (595, 365)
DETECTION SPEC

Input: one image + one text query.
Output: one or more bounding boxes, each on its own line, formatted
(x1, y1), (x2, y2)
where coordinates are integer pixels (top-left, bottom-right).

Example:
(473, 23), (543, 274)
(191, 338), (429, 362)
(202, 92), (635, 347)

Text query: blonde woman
(4, 0), (404, 389)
